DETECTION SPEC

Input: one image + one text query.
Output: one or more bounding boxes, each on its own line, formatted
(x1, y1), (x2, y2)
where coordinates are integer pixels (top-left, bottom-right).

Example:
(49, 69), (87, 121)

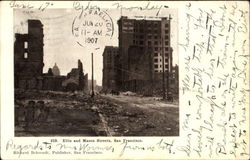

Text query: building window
(154, 65), (158, 68)
(155, 47), (158, 51)
(165, 58), (168, 62)
(24, 42), (28, 49)
(148, 35), (152, 39)
(165, 23), (169, 28)
(165, 35), (169, 39)
(24, 52), (28, 59)
(155, 70), (158, 73)
(165, 47), (169, 51)
(154, 52), (158, 56)
(139, 41), (144, 45)
(165, 30), (169, 34)
(154, 35), (158, 39)
(154, 41), (158, 45)
(154, 58), (158, 62)
(148, 41), (152, 45)
(165, 41), (169, 45)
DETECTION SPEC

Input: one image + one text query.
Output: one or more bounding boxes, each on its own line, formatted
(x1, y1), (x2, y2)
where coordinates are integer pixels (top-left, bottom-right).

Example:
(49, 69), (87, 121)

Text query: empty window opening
(24, 42), (28, 49)
(24, 52), (28, 59)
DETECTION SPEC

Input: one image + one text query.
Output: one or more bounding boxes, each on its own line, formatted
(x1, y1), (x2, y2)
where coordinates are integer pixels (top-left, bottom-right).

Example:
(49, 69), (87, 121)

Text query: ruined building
(62, 60), (87, 91)
(14, 19), (88, 91)
(14, 20), (44, 89)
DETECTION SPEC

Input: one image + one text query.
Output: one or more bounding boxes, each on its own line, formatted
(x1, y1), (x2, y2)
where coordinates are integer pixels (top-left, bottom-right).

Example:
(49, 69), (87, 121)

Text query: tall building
(102, 46), (119, 91)
(14, 20), (44, 89)
(117, 16), (173, 94)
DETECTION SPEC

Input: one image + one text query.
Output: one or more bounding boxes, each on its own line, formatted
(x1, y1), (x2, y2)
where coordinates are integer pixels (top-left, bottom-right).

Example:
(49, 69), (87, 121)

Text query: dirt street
(99, 94), (179, 136)
(15, 90), (179, 136)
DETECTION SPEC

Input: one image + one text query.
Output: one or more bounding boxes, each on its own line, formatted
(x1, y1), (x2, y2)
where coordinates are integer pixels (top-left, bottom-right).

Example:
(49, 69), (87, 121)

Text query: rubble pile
(94, 97), (179, 136)
(15, 89), (101, 136)
(15, 89), (179, 136)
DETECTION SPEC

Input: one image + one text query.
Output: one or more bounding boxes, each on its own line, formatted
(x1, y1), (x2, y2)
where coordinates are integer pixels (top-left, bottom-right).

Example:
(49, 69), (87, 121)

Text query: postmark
(72, 6), (114, 47)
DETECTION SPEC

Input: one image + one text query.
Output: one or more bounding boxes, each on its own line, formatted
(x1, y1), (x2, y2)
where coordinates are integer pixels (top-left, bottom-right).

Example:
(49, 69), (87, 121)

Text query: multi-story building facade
(14, 20), (44, 89)
(117, 16), (174, 95)
(102, 46), (119, 91)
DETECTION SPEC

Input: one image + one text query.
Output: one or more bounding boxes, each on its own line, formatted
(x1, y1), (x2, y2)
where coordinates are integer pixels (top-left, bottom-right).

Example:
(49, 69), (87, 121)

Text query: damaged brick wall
(14, 20), (44, 89)
(14, 20), (87, 92)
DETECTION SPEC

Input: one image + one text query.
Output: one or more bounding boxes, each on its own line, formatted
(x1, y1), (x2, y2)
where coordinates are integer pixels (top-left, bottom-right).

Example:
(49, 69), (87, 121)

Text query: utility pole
(166, 15), (172, 100)
(91, 53), (94, 98)
(161, 36), (166, 100)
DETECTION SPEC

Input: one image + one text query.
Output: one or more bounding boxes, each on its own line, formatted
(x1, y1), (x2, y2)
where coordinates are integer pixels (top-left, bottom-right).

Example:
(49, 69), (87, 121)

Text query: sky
(14, 8), (178, 85)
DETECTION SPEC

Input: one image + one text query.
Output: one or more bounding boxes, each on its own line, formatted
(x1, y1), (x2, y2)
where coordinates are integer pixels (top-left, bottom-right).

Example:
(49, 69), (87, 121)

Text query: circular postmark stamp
(72, 5), (114, 47)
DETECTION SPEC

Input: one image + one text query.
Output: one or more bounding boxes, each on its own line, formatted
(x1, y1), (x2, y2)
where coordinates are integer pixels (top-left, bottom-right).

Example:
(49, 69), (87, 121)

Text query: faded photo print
(14, 6), (179, 137)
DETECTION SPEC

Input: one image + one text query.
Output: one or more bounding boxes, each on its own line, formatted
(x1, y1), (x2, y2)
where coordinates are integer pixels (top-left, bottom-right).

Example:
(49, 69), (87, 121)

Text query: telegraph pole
(166, 15), (172, 100)
(91, 53), (94, 98)
(161, 36), (166, 100)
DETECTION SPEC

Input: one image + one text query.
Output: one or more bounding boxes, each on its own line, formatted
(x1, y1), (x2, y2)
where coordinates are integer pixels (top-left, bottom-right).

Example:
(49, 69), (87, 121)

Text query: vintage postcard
(0, 1), (249, 160)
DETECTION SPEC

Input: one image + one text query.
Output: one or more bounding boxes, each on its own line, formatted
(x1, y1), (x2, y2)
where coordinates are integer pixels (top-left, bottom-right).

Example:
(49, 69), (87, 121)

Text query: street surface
(100, 94), (179, 136)
(15, 90), (179, 136)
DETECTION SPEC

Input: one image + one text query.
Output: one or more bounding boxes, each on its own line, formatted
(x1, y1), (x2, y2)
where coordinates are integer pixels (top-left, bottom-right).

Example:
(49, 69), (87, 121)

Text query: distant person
(25, 101), (35, 127)
(34, 101), (43, 123)
(15, 103), (25, 126)
(38, 101), (49, 122)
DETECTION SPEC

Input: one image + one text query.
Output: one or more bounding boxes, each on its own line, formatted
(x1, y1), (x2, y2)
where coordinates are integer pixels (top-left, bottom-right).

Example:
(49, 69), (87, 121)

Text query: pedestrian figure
(34, 101), (43, 123)
(38, 101), (49, 122)
(25, 100), (35, 128)
(15, 105), (19, 126)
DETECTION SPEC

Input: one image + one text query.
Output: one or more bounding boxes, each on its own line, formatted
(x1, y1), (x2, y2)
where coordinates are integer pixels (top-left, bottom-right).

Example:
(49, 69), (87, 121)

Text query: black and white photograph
(1, 1), (249, 160)
(14, 6), (179, 137)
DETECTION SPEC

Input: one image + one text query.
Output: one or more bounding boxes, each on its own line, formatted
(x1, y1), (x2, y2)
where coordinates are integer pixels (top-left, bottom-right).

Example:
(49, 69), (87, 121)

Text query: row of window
(131, 29), (170, 34)
(154, 64), (169, 68)
(148, 41), (170, 45)
(154, 52), (169, 56)
(123, 21), (170, 28)
(133, 35), (170, 41)
(133, 40), (170, 46)
(154, 58), (168, 63)
(148, 35), (169, 39)
(155, 70), (169, 73)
